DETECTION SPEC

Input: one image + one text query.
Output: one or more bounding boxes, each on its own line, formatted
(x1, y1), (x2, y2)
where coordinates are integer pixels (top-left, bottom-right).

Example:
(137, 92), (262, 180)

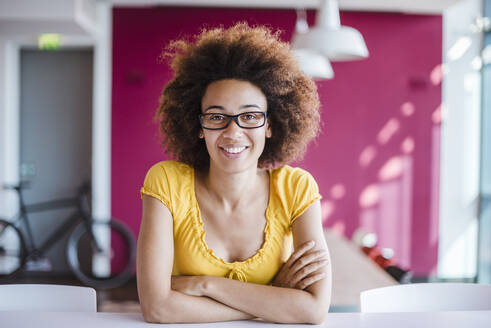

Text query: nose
(222, 117), (243, 137)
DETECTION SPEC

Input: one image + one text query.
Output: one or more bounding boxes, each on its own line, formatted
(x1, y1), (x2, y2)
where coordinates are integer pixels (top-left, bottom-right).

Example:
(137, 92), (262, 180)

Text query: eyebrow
(204, 104), (261, 112)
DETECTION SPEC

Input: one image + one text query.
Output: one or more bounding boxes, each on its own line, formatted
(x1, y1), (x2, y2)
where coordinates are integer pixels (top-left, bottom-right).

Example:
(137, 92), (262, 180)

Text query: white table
(0, 311), (490, 328)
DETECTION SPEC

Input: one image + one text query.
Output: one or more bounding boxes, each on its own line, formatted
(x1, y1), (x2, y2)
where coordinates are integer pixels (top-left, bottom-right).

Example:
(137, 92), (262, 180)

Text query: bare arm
(185, 200), (332, 324)
(137, 195), (254, 323)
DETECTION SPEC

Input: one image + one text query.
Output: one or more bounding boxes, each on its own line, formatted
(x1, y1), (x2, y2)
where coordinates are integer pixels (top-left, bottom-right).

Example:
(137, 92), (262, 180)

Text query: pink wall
(112, 7), (442, 276)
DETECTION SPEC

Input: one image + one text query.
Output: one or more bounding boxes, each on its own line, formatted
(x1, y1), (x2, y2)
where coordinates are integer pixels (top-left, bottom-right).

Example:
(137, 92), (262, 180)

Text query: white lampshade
(291, 8), (333, 79)
(292, 49), (334, 79)
(292, 0), (369, 62)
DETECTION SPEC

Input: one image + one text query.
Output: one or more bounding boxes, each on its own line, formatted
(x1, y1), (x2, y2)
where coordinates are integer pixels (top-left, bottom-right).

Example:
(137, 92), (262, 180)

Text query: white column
(0, 40), (20, 272)
(0, 39), (20, 219)
(439, 0), (483, 279)
(91, 0), (113, 276)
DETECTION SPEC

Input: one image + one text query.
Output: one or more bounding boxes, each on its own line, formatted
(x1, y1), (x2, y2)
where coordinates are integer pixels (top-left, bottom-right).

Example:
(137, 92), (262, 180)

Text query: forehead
(201, 79), (267, 109)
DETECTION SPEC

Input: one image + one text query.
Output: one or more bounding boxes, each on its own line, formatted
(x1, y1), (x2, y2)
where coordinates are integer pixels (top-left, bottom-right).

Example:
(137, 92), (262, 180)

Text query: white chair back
(360, 283), (491, 313)
(0, 284), (97, 312)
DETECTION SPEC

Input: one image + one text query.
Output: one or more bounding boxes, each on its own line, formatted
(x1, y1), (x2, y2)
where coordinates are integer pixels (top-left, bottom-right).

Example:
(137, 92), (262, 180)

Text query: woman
(137, 22), (331, 324)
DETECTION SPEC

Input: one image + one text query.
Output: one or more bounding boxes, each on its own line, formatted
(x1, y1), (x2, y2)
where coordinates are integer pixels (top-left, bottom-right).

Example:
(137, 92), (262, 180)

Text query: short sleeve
(140, 162), (172, 213)
(290, 171), (322, 226)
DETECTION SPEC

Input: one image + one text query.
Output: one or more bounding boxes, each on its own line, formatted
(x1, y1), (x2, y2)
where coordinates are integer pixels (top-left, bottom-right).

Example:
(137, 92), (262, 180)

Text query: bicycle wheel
(67, 219), (136, 289)
(0, 219), (27, 281)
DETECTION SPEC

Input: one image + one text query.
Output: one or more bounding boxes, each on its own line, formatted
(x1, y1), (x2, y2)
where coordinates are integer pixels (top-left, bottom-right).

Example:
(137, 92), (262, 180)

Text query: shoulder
(270, 165), (321, 225)
(141, 161), (194, 211)
(271, 165), (316, 187)
(143, 160), (193, 183)
(146, 160), (192, 175)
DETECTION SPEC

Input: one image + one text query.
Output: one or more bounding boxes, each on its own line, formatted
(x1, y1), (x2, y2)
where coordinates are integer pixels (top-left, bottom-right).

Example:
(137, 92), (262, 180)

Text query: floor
(6, 273), (141, 312)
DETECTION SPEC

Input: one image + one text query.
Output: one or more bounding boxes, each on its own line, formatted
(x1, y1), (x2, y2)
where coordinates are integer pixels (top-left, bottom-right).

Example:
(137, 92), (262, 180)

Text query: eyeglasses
(199, 111), (267, 130)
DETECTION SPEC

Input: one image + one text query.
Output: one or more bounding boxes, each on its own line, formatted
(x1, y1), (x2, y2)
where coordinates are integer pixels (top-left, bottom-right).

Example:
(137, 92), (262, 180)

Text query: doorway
(19, 49), (93, 273)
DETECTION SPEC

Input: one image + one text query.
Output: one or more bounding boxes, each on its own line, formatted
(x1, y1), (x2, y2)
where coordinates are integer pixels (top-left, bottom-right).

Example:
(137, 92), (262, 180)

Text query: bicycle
(0, 181), (136, 289)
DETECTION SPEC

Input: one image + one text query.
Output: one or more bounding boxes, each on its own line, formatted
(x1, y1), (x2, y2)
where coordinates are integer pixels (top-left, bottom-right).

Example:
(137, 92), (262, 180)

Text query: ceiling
(0, 0), (97, 37)
(108, 0), (464, 14)
(0, 0), (466, 39)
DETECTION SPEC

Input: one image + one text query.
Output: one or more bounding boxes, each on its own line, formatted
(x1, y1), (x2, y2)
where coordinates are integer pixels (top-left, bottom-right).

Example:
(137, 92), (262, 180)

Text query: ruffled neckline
(190, 166), (273, 267)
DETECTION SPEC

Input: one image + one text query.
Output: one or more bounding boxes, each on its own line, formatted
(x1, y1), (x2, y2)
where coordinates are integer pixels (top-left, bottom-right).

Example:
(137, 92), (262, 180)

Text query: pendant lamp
(291, 8), (334, 79)
(292, 0), (369, 61)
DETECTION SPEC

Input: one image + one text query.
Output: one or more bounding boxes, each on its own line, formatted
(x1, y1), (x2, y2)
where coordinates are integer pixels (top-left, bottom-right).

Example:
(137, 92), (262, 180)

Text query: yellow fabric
(140, 160), (322, 285)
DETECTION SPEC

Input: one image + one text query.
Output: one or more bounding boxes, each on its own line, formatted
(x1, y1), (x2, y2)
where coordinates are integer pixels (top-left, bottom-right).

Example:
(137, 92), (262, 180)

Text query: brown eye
(242, 114), (257, 120)
(209, 114), (225, 121)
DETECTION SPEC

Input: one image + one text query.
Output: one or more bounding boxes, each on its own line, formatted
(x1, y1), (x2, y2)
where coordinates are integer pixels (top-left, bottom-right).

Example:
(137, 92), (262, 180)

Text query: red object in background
(362, 245), (412, 283)
(354, 229), (412, 283)
(361, 246), (395, 269)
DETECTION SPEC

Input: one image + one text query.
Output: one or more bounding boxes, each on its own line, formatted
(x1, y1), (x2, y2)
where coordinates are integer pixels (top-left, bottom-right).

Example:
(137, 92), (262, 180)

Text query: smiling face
(200, 79), (271, 174)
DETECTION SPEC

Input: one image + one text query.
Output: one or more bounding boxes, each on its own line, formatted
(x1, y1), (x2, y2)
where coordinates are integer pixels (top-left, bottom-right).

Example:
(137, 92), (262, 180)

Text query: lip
(219, 146), (249, 159)
(219, 144), (249, 148)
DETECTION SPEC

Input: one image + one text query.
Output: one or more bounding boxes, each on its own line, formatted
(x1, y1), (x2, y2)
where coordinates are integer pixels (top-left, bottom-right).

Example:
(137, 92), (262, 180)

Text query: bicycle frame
(10, 193), (102, 259)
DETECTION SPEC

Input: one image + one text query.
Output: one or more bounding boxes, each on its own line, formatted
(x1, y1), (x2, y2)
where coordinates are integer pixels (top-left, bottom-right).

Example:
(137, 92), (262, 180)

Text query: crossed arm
(137, 195), (332, 324)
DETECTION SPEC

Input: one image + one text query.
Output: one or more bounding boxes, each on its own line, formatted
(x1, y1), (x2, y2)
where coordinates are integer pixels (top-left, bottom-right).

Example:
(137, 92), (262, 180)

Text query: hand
(171, 275), (205, 296)
(272, 240), (329, 290)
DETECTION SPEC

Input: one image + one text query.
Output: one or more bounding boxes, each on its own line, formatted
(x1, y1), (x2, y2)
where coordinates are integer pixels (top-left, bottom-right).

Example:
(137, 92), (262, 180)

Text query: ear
(266, 120), (272, 138)
(199, 130), (204, 139)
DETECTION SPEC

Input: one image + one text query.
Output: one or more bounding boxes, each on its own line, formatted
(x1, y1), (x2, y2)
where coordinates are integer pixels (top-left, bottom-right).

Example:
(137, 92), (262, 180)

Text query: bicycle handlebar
(3, 181), (91, 211)
(2, 181), (31, 191)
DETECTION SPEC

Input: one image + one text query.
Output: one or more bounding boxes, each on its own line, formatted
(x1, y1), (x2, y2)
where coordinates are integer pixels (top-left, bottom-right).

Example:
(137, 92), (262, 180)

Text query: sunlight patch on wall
(430, 64), (444, 85)
(432, 104), (443, 124)
(447, 36), (472, 61)
(330, 183), (346, 200)
(359, 184), (380, 208)
(400, 102), (415, 117)
(359, 145), (377, 167)
(401, 137), (415, 154)
(377, 118), (400, 145)
(378, 156), (403, 181)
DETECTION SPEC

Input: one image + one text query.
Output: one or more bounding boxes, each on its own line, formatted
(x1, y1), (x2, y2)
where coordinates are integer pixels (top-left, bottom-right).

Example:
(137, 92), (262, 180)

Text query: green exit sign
(38, 34), (60, 50)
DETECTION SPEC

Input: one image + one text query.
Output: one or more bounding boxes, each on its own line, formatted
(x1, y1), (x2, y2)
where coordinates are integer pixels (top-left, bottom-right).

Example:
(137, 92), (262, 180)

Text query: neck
(202, 163), (266, 211)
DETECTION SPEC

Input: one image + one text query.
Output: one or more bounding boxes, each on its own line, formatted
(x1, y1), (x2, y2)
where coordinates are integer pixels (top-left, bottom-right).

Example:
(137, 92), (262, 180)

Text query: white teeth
(222, 146), (246, 154)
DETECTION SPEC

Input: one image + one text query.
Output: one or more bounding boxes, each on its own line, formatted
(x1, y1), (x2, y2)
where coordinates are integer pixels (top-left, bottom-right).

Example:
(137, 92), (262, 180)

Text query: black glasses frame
(199, 111), (267, 130)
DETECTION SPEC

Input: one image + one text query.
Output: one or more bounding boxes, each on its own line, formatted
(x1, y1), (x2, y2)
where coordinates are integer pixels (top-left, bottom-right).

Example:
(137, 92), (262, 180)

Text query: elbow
(141, 300), (168, 323)
(305, 306), (329, 325)
(140, 292), (175, 323)
(308, 309), (329, 325)
(303, 297), (330, 325)
(141, 306), (162, 323)
(278, 289), (331, 324)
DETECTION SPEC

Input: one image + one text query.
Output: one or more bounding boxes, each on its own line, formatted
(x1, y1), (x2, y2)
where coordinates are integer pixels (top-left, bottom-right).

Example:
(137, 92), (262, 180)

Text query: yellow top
(140, 160), (321, 285)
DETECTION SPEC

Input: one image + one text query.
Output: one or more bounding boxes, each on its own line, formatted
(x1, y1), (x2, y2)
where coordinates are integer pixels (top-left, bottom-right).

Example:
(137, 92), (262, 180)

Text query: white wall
(0, 39), (20, 219)
(438, 0), (483, 279)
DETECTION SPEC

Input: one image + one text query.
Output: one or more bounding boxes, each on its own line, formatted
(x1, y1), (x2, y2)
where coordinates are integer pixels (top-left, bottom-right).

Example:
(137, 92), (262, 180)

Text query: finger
(291, 259), (329, 286)
(290, 249), (328, 274)
(291, 259), (328, 286)
(286, 241), (316, 267)
(286, 240), (316, 268)
(296, 272), (327, 290)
